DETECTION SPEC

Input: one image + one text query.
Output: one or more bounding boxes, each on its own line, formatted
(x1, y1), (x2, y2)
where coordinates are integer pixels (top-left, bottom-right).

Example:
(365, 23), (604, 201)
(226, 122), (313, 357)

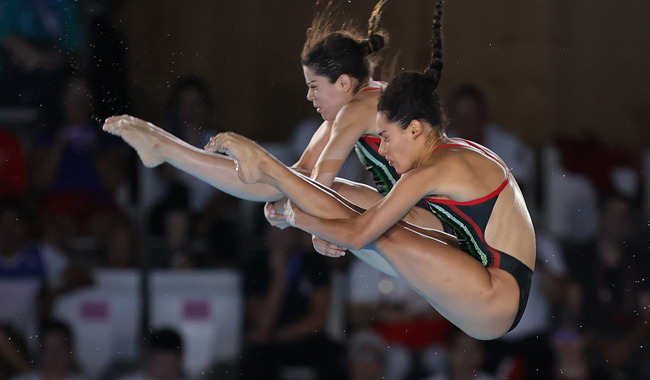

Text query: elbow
(319, 218), (371, 250)
(348, 234), (371, 251)
(349, 241), (365, 251)
(344, 223), (373, 251)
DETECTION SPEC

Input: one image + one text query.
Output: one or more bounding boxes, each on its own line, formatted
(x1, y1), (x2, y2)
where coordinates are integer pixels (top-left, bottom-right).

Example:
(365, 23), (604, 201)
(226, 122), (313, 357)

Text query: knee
(460, 299), (518, 340)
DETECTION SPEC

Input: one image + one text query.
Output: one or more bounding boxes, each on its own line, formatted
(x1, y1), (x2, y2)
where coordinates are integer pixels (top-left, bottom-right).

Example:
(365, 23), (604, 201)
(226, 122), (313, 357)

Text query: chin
(392, 162), (410, 175)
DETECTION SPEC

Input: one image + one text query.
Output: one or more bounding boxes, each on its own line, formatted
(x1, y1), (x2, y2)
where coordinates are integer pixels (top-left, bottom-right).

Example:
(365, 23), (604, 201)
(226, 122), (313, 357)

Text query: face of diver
(376, 112), (420, 175)
(302, 66), (352, 122)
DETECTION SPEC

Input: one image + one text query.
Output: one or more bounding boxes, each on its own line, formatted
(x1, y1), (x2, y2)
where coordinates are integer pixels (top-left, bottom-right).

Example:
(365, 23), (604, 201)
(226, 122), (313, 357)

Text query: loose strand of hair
(367, 0), (388, 36)
(303, 1), (338, 61)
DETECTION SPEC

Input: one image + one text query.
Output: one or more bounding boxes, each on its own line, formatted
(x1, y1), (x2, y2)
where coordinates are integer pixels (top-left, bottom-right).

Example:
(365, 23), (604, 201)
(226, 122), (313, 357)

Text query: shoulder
(393, 163), (448, 200)
(414, 146), (498, 199)
(435, 140), (509, 173)
(333, 95), (377, 133)
(422, 148), (469, 180)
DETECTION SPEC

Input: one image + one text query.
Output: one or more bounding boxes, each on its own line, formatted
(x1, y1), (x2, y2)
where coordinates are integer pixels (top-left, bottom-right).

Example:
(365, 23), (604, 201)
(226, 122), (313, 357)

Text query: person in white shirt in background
(446, 84), (537, 215)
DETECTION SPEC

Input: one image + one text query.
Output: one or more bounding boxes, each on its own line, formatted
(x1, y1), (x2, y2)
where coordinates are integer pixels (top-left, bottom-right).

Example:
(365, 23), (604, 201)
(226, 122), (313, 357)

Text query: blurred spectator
(554, 131), (642, 201)
(565, 192), (650, 379)
(0, 200), (92, 349)
(240, 225), (344, 380)
(84, 0), (136, 228)
(0, 128), (27, 201)
(99, 217), (137, 268)
(425, 327), (493, 380)
(0, 0), (84, 122)
(347, 258), (450, 380)
(148, 75), (239, 268)
(11, 319), (86, 380)
(29, 75), (134, 267)
(163, 76), (217, 149)
(286, 118), (320, 164)
(446, 84), (536, 210)
(0, 325), (30, 380)
(117, 328), (186, 380)
(347, 331), (388, 380)
(552, 328), (590, 380)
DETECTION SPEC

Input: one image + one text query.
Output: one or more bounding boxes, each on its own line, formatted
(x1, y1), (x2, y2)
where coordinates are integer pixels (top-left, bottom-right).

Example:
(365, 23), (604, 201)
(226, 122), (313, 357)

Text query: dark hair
(597, 190), (636, 213)
(0, 198), (28, 220)
(39, 319), (73, 346)
(0, 198), (34, 238)
(165, 75), (213, 113)
(0, 324), (30, 376)
(164, 75), (214, 134)
(301, 0), (389, 91)
(165, 75), (213, 116)
(378, 0), (445, 132)
(147, 328), (183, 353)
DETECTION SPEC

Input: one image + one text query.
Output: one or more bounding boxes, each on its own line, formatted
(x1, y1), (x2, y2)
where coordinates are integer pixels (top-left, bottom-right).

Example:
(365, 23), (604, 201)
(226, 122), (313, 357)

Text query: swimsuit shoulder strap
(359, 81), (387, 92)
(433, 138), (509, 172)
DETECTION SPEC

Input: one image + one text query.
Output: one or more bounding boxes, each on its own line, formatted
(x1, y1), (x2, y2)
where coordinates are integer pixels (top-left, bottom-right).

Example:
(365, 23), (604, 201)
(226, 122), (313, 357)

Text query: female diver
(199, 0), (535, 339)
(103, 0), (453, 270)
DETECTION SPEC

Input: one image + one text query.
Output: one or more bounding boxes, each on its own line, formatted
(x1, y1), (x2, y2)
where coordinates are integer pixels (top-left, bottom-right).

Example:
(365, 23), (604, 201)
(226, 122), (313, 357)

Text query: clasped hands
(264, 199), (347, 258)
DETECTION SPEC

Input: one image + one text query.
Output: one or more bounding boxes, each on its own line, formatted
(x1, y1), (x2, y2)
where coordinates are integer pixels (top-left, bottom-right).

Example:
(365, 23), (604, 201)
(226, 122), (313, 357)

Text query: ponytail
(364, 0), (388, 54)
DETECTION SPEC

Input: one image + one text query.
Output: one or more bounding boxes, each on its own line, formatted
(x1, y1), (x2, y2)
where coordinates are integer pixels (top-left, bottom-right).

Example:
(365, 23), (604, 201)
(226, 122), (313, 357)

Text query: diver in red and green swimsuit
(203, 0), (535, 339)
(422, 138), (533, 331)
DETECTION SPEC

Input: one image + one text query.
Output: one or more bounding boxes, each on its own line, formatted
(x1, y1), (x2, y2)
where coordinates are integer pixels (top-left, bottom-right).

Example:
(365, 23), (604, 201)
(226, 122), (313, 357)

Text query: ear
(335, 74), (353, 93)
(408, 120), (424, 139)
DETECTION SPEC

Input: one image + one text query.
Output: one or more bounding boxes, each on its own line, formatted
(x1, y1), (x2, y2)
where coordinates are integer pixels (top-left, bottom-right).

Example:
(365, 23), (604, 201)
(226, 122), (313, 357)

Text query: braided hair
(301, 0), (389, 91)
(378, 0), (446, 132)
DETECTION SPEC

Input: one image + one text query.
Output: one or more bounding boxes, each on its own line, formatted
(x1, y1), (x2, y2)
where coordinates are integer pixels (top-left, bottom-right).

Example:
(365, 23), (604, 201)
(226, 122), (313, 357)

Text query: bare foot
(102, 115), (165, 167)
(204, 132), (271, 184)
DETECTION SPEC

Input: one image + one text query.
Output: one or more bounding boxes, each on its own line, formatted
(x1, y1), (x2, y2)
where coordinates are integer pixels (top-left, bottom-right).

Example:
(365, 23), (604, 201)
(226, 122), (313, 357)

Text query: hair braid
(377, 0), (447, 133)
(424, 0), (444, 88)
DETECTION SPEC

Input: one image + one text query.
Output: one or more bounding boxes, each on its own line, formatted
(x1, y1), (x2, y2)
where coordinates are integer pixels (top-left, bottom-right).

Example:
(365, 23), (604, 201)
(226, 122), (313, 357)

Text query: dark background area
(114, 0), (649, 149)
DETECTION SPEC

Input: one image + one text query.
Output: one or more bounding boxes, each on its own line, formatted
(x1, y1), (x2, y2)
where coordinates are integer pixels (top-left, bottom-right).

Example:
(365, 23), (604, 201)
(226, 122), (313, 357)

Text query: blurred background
(0, 0), (648, 379)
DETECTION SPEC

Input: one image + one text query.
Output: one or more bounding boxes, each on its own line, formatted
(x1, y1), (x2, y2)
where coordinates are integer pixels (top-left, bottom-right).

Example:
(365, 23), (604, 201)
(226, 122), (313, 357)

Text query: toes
(102, 122), (118, 134)
(204, 137), (218, 151)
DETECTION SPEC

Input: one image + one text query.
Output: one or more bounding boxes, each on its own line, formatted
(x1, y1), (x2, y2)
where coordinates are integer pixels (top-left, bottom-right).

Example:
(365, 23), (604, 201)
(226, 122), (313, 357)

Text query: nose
(306, 88), (314, 101)
(378, 139), (386, 156)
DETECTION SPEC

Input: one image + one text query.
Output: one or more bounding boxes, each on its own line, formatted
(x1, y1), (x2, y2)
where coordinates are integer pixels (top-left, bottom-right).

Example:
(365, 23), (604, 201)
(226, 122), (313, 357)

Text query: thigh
(372, 225), (520, 340)
(331, 177), (384, 209)
(332, 178), (445, 231)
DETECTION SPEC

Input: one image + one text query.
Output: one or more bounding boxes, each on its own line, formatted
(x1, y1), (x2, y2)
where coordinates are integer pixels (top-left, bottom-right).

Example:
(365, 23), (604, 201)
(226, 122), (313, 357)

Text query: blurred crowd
(1, 1), (649, 380)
